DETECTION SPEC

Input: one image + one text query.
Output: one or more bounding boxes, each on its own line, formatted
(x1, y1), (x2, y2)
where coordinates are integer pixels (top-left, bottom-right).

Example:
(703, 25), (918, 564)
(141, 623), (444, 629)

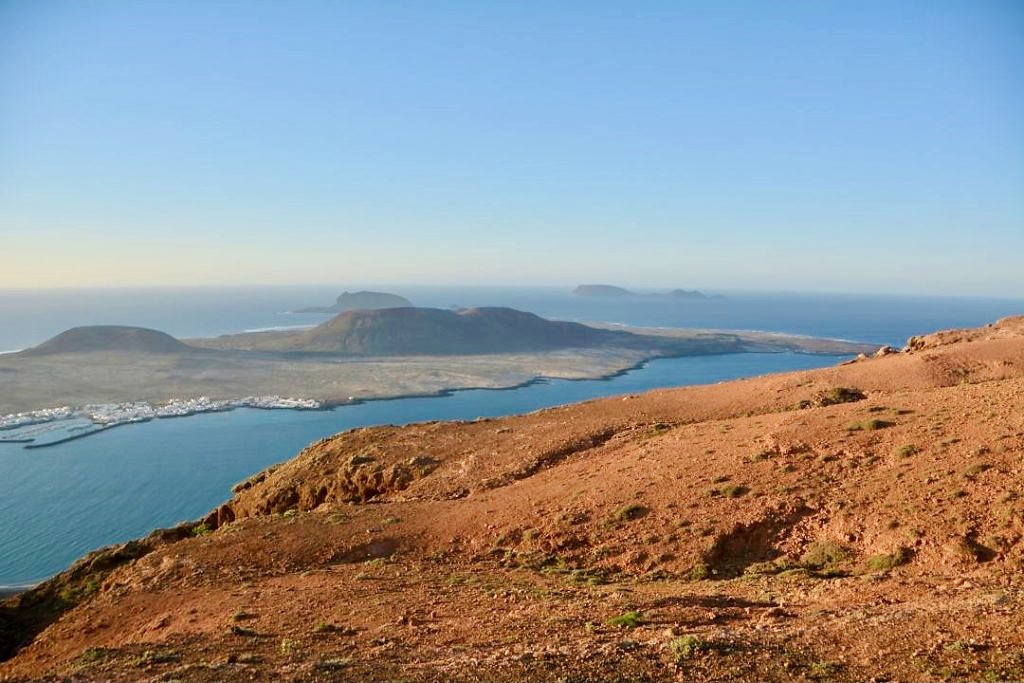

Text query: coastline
(0, 345), (858, 449)
(0, 347), (856, 588)
(0, 584), (34, 599)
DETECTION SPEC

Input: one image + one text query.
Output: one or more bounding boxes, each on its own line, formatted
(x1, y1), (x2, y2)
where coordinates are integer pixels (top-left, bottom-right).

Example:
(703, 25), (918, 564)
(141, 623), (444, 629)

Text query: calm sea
(0, 286), (1020, 585)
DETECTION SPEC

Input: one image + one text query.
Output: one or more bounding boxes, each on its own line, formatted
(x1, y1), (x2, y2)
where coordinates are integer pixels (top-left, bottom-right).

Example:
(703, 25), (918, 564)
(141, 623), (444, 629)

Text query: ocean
(0, 286), (1021, 585)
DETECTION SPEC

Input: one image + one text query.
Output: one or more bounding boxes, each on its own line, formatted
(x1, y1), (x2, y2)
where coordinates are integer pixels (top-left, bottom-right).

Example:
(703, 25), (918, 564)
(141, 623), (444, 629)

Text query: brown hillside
(2, 316), (1023, 682)
(21, 326), (191, 356)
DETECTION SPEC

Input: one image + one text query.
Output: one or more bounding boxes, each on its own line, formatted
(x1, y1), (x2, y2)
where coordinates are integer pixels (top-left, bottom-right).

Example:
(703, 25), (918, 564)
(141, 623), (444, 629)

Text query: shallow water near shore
(0, 351), (838, 585)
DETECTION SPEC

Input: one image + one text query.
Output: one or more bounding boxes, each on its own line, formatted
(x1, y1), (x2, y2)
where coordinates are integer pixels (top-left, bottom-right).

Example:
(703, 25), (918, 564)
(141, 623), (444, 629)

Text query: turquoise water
(0, 351), (836, 585)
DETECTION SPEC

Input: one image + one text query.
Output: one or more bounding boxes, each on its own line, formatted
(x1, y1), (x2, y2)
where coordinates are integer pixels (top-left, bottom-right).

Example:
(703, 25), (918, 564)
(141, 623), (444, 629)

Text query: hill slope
(289, 306), (632, 354)
(20, 326), (191, 356)
(2, 317), (1023, 682)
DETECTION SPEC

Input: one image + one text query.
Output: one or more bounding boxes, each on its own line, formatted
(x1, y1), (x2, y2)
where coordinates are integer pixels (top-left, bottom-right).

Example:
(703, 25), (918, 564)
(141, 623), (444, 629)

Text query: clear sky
(1, 1), (1022, 295)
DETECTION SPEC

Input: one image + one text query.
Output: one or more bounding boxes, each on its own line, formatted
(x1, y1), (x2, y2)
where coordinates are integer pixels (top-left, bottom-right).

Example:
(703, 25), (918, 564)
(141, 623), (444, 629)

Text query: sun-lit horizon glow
(2, 1), (1022, 296)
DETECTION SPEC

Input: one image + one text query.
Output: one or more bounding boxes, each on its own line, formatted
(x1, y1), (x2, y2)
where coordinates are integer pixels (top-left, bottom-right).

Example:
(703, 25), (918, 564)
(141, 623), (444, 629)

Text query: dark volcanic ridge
(288, 306), (636, 354)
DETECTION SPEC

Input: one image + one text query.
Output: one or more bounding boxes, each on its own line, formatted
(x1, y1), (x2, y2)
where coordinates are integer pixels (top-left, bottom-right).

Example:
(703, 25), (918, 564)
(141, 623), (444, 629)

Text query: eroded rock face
(905, 315), (1024, 352)
(216, 443), (442, 521)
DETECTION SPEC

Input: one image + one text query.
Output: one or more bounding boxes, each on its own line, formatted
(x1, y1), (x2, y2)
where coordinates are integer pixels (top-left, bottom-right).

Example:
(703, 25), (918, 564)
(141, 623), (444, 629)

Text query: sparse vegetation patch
(964, 462), (992, 478)
(670, 635), (704, 662)
(895, 444), (917, 458)
(612, 504), (648, 522)
(607, 610), (644, 628)
(800, 541), (850, 570)
(722, 484), (749, 498)
(865, 548), (911, 572)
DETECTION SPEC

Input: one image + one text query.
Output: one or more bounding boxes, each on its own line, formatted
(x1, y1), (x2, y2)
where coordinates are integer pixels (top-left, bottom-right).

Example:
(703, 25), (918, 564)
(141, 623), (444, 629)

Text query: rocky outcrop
(905, 315), (1024, 352)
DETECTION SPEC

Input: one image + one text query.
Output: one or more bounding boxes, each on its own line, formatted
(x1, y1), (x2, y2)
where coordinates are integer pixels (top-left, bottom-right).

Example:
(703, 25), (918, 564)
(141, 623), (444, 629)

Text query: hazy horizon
(2, 1), (1022, 296)
(1, 281), (1024, 301)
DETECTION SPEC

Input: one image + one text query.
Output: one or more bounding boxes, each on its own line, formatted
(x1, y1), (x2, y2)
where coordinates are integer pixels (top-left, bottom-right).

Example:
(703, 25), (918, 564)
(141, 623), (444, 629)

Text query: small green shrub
(568, 568), (608, 586)
(229, 625), (259, 637)
(964, 462), (992, 478)
(191, 523), (212, 537)
(865, 548), (911, 572)
(669, 635), (703, 662)
(776, 568), (812, 579)
(799, 387), (867, 409)
(722, 484), (749, 498)
(132, 650), (180, 667)
(60, 575), (102, 603)
(800, 541), (849, 570)
(79, 647), (112, 663)
(613, 504), (648, 522)
(313, 658), (350, 672)
(686, 562), (711, 580)
(808, 661), (836, 679)
(894, 444), (917, 458)
(819, 387), (866, 406)
(607, 610), (643, 628)
(743, 558), (795, 576)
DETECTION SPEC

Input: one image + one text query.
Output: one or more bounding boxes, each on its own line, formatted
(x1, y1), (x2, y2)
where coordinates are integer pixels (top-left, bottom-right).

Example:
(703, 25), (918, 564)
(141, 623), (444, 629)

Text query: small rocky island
(292, 290), (413, 314)
(572, 284), (713, 299)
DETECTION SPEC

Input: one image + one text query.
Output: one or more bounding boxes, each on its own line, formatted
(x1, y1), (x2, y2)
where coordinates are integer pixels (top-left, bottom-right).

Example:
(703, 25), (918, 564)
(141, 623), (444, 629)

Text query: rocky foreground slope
(2, 317), (1024, 682)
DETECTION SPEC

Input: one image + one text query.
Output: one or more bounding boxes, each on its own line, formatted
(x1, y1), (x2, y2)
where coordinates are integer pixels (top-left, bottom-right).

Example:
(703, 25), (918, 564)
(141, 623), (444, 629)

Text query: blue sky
(1, 1), (1022, 294)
